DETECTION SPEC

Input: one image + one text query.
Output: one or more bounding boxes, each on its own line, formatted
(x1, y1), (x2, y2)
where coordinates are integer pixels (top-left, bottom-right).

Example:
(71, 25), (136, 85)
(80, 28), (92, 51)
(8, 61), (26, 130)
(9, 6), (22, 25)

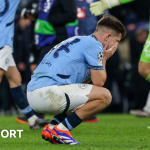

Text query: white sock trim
(57, 123), (69, 131)
(28, 115), (38, 125)
(48, 124), (55, 129)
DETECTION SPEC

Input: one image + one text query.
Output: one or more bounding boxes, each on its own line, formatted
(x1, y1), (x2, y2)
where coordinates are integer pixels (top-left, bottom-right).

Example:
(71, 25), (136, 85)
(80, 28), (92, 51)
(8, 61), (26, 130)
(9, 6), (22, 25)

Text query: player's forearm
(102, 58), (107, 84)
(90, 0), (135, 16)
(108, 0), (135, 8)
(92, 59), (107, 87)
(92, 73), (106, 87)
(109, 0), (135, 7)
(138, 61), (150, 80)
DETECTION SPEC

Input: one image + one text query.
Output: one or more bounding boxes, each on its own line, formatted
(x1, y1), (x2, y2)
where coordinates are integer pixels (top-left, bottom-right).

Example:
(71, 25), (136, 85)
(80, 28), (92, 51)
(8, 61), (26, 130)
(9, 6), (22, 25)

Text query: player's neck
(93, 32), (104, 47)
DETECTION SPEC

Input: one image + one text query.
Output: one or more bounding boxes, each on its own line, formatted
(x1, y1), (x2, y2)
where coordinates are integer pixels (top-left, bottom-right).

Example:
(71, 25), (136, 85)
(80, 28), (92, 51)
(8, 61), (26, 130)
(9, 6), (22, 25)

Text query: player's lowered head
(93, 14), (126, 50)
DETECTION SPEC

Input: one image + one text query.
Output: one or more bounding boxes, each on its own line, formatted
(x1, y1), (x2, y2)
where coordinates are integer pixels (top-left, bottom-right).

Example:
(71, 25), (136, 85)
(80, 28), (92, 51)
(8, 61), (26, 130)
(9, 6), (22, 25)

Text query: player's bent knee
(103, 88), (112, 107)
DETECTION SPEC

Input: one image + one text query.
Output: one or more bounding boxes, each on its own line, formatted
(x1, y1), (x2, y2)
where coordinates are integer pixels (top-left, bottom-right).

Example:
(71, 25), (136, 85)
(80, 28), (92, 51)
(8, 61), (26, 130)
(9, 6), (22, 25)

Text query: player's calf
(5, 66), (22, 88)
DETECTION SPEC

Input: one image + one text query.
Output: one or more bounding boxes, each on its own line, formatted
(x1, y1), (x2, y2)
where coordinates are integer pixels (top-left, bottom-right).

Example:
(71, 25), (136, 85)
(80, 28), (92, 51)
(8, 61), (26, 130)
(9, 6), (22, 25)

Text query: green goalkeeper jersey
(120, 0), (135, 4)
(140, 20), (150, 63)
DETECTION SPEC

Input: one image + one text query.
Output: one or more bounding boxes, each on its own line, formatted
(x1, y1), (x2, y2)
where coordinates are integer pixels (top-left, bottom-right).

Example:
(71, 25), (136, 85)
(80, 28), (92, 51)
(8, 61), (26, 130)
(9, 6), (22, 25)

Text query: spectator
(14, 18), (32, 86)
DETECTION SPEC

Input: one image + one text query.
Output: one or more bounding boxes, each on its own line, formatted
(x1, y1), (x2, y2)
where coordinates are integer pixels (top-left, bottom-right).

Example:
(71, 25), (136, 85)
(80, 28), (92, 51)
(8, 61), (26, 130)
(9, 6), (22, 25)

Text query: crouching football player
(27, 15), (126, 144)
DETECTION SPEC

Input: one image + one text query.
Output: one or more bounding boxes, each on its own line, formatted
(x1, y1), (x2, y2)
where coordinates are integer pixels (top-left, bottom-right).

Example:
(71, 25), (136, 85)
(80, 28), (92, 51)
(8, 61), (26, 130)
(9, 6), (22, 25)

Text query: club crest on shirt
(78, 84), (88, 89)
(97, 52), (104, 61)
(5, 58), (9, 64)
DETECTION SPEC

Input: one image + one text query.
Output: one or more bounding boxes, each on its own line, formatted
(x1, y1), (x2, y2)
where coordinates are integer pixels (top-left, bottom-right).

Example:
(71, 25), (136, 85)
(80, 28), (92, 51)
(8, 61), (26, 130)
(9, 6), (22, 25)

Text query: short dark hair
(95, 14), (126, 39)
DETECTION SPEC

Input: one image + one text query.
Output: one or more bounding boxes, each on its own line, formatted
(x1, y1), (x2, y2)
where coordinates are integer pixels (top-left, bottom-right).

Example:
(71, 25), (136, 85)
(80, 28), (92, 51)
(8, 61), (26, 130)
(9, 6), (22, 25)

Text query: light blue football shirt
(0, 0), (20, 50)
(27, 35), (104, 91)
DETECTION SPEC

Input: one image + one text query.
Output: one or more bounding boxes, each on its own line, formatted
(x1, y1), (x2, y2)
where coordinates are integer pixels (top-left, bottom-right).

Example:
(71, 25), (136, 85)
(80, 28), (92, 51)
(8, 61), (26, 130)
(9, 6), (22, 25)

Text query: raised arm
(90, 0), (135, 16)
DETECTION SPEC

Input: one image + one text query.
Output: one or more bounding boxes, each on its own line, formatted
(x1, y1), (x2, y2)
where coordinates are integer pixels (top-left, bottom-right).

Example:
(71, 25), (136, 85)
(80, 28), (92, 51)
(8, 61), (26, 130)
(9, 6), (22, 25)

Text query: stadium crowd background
(0, 0), (149, 116)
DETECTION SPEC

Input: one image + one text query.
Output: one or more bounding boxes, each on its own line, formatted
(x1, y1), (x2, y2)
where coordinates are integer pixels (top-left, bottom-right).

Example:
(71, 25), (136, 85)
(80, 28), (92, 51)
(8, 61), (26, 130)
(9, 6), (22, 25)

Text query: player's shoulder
(76, 35), (101, 45)
(70, 35), (103, 52)
(77, 35), (96, 42)
(84, 35), (104, 51)
(68, 35), (93, 47)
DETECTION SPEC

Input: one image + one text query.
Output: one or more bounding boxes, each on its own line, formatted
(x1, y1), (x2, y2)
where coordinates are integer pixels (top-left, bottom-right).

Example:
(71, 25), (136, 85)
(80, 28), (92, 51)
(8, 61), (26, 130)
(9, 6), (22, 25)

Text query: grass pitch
(0, 114), (150, 150)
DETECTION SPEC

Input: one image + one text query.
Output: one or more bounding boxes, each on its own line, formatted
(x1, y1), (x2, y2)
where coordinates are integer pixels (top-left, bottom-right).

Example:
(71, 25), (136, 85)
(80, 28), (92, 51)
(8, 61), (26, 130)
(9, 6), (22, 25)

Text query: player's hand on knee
(90, 0), (120, 16)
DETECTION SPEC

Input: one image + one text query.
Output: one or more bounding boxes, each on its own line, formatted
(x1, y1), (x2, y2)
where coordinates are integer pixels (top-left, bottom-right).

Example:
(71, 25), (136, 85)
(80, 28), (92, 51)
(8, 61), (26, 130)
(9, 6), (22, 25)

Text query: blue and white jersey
(27, 35), (104, 91)
(0, 0), (20, 50)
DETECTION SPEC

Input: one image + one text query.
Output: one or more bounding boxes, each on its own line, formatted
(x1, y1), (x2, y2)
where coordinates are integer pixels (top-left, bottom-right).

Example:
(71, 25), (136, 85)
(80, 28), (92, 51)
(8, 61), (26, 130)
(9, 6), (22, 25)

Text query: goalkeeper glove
(90, 0), (120, 16)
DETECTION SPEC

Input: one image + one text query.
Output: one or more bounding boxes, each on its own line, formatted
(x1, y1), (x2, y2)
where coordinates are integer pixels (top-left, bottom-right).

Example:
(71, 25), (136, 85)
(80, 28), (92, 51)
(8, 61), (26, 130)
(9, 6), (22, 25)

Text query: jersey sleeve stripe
(87, 64), (103, 70)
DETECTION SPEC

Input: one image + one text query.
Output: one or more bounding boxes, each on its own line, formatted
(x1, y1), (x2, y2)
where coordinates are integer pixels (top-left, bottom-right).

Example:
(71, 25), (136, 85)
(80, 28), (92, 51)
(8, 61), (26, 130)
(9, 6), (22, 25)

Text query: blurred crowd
(0, 0), (149, 115)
